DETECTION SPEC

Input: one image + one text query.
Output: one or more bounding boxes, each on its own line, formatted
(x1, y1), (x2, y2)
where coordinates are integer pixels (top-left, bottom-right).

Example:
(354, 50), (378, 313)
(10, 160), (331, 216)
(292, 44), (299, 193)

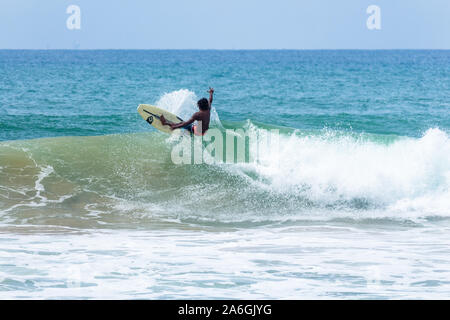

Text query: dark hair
(197, 98), (209, 111)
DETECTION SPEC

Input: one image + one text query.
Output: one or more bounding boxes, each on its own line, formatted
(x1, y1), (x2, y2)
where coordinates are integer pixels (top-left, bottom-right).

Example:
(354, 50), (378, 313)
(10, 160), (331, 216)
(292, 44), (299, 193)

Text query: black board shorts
(183, 123), (194, 134)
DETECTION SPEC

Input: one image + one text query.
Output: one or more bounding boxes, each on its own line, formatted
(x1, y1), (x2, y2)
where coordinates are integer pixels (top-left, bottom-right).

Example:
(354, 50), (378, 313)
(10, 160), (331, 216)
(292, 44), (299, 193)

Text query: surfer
(160, 88), (213, 136)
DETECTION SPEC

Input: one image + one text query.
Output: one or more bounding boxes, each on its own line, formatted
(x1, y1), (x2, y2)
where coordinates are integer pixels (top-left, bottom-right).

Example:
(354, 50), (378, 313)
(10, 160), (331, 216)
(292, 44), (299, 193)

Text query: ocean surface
(0, 50), (450, 299)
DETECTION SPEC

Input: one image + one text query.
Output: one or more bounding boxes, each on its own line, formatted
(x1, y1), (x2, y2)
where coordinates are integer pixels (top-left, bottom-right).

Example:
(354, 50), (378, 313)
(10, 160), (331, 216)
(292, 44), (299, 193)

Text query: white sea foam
(234, 126), (450, 217)
(1, 226), (450, 299)
(1, 153), (72, 215)
(156, 89), (221, 125)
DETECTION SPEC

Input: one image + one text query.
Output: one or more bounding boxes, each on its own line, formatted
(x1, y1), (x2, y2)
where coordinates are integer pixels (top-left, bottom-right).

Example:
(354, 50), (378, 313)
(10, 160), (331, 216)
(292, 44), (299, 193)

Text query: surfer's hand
(208, 87), (214, 94)
(160, 115), (167, 125)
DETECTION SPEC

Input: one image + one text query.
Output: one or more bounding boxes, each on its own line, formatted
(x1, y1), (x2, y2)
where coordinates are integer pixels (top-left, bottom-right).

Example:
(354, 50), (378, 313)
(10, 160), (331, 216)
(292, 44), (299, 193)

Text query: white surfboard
(137, 104), (184, 134)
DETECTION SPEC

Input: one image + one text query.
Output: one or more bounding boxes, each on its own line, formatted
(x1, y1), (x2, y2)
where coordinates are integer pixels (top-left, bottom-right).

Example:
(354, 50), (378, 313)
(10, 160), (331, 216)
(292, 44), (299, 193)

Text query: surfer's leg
(192, 124), (207, 136)
(192, 125), (200, 136)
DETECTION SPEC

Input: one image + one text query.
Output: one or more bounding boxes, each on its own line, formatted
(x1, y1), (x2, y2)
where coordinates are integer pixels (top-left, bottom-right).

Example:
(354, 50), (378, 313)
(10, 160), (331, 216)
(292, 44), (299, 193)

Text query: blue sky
(0, 0), (449, 49)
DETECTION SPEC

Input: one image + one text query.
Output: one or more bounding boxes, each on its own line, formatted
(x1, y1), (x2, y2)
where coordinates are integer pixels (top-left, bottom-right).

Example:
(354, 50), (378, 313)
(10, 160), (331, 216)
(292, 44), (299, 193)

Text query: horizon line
(1, 48), (450, 51)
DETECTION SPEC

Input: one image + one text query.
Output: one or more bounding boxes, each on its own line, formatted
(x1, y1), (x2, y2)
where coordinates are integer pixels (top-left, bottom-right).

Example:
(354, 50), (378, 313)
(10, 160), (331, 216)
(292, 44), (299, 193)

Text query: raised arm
(208, 87), (214, 108)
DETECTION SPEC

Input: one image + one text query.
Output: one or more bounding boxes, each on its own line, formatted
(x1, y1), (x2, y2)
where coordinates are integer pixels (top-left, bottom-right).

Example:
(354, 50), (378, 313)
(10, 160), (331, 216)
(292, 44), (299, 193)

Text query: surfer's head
(197, 98), (209, 111)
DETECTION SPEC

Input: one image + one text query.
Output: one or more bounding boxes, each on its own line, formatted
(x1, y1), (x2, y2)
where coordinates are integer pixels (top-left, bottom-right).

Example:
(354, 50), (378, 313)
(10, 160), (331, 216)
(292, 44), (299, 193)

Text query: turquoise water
(1, 50), (450, 299)
(1, 50), (449, 141)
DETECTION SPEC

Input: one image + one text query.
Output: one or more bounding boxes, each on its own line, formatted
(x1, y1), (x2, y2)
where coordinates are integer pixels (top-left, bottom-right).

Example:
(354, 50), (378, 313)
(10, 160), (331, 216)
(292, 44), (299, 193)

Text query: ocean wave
(239, 125), (450, 215)
(0, 121), (449, 228)
(1, 88), (449, 227)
